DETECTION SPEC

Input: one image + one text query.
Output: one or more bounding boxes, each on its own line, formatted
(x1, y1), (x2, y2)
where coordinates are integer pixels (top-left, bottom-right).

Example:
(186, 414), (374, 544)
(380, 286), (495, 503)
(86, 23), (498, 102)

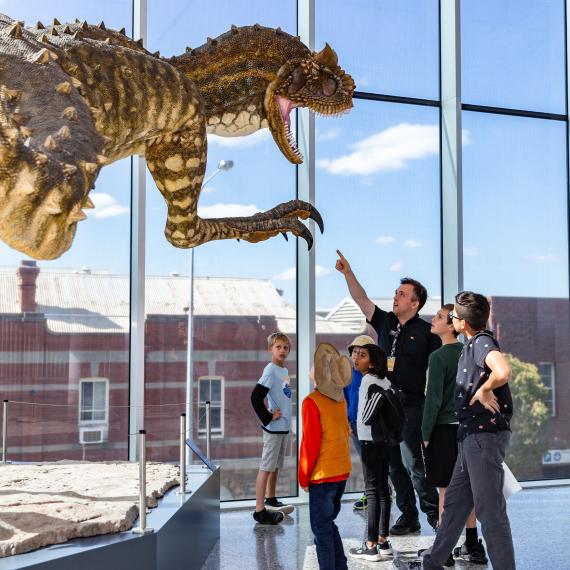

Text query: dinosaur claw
(300, 229), (313, 250)
(310, 207), (324, 234)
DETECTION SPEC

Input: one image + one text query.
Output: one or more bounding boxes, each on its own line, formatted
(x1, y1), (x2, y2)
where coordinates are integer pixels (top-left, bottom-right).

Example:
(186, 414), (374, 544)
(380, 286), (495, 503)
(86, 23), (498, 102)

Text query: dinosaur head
(264, 43), (355, 164)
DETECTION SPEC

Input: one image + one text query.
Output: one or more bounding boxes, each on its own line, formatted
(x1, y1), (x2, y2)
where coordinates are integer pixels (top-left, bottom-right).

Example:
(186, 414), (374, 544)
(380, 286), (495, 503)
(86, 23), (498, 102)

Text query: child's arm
(250, 384), (277, 426)
(469, 351), (511, 412)
(361, 385), (385, 425)
(422, 353), (444, 446)
(298, 398), (322, 491)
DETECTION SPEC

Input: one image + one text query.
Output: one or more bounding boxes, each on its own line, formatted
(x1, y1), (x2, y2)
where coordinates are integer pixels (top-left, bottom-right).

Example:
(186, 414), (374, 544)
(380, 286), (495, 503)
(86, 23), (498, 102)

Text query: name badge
(387, 356), (396, 372)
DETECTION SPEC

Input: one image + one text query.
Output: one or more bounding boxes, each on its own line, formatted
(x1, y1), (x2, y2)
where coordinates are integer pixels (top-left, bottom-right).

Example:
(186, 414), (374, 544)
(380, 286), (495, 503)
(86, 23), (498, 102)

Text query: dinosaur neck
(169, 26), (310, 119)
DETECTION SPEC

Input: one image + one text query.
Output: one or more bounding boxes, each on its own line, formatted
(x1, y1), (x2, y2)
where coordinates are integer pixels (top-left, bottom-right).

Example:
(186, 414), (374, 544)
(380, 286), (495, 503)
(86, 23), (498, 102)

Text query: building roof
(0, 267), (349, 335)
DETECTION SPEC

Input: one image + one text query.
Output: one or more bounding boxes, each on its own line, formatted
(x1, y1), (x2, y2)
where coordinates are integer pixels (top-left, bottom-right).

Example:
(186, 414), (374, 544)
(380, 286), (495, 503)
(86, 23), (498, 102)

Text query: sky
(1, 0), (569, 310)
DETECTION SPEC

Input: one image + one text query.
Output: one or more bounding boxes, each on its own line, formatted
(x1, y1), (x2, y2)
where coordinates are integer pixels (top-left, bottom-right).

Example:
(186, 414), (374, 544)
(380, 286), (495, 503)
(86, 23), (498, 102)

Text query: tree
(504, 354), (550, 479)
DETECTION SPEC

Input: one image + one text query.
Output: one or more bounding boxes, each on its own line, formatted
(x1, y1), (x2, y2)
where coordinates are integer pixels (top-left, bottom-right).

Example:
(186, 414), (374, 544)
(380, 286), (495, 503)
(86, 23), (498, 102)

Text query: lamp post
(185, 159), (234, 442)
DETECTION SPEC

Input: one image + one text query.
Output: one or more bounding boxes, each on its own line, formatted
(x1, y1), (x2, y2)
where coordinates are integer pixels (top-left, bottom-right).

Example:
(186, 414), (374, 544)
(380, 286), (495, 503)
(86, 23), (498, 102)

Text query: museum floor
(202, 486), (569, 569)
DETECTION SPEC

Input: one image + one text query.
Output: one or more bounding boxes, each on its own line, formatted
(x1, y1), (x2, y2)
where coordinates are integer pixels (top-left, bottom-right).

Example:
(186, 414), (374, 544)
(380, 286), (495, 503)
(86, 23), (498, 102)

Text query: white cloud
(530, 253), (562, 264)
(404, 239), (422, 248)
(90, 192), (129, 219)
(317, 123), (439, 176)
(273, 265), (331, 281)
(463, 246), (481, 257)
(198, 203), (260, 218)
(317, 128), (340, 141)
(208, 128), (271, 148)
(389, 261), (403, 272)
(375, 235), (396, 245)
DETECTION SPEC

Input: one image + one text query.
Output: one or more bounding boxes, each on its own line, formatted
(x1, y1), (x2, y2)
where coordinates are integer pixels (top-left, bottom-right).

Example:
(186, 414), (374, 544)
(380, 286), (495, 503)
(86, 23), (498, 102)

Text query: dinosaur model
(0, 14), (354, 259)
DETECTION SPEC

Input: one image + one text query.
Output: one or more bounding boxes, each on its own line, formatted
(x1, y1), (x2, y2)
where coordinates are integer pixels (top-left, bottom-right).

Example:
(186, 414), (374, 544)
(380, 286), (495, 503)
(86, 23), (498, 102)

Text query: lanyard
(389, 323), (401, 358)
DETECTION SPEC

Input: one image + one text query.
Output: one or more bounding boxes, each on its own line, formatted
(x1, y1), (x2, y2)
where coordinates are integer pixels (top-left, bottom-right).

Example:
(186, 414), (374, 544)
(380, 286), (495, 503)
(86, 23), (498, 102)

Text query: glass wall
(462, 0), (570, 480)
(0, 0), (568, 497)
(0, 2), (132, 462)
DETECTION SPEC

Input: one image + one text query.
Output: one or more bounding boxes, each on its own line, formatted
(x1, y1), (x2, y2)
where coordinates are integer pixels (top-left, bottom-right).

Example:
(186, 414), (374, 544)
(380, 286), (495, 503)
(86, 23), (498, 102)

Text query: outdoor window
(538, 362), (556, 417)
(79, 379), (109, 424)
(198, 377), (224, 436)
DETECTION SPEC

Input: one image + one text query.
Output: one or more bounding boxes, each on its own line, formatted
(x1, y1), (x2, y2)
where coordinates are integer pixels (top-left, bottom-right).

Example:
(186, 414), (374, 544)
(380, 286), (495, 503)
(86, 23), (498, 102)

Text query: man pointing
(335, 250), (440, 534)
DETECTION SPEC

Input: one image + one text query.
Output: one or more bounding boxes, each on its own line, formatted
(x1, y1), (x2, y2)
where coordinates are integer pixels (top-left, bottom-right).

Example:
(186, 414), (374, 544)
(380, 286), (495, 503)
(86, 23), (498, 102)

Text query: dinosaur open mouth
(277, 95), (303, 162)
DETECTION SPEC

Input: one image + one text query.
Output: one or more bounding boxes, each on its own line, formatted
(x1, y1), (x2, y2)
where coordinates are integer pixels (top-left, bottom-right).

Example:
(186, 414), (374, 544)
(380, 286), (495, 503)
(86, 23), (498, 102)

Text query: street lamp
(185, 159), (234, 440)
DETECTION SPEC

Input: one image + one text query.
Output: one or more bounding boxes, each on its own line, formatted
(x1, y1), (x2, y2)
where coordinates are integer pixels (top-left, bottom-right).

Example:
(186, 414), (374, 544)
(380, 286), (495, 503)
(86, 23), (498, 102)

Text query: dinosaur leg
(146, 122), (323, 250)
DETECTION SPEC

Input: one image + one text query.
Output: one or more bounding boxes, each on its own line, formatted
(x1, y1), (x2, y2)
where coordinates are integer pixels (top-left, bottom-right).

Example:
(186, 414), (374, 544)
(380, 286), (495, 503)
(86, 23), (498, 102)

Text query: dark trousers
(309, 480), (348, 570)
(423, 431), (515, 570)
(389, 404), (439, 519)
(362, 441), (392, 540)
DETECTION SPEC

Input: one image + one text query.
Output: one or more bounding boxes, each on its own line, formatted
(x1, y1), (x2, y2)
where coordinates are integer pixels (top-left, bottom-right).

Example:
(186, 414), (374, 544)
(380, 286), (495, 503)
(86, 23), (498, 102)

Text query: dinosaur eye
(322, 77), (337, 96)
(288, 66), (307, 94)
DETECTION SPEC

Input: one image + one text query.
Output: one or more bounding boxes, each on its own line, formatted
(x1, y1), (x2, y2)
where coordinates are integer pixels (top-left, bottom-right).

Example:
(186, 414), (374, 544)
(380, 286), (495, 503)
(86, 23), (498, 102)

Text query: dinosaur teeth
(56, 81), (72, 94)
(43, 136), (57, 150)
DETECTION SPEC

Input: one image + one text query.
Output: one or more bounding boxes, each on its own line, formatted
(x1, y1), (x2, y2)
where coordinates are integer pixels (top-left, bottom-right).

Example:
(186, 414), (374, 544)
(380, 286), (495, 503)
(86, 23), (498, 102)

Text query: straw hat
(313, 343), (352, 402)
(347, 334), (376, 354)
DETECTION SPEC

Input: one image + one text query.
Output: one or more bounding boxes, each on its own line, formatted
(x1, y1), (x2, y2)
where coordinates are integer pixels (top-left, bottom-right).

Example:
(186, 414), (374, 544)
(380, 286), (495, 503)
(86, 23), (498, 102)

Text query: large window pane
(317, 0), (439, 99)
(146, 0), (297, 501)
(462, 0), (565, 113)
(316, 99), (441, 492)
(0, 2), (132, 462)
(462, 111), (569, 480)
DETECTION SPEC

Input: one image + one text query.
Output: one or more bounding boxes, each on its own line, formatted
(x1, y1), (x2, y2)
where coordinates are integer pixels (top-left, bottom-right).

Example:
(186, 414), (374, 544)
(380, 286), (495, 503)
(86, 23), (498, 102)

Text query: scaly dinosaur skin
(0, 15), (354, 259)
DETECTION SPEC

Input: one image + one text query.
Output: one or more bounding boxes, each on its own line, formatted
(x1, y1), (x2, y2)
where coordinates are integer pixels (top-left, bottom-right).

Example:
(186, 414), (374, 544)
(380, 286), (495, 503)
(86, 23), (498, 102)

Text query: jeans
(309, 480), (348, 570)
(361, 441), (392, 540)
(389, 404), (439, 520)
(350, 421), (362, 456)
(423, 431), (515, 570)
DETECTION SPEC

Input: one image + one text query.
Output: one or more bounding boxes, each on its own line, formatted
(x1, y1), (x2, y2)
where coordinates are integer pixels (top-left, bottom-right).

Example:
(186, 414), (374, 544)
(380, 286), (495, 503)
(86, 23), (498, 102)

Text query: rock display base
(0, 461), (179, 557)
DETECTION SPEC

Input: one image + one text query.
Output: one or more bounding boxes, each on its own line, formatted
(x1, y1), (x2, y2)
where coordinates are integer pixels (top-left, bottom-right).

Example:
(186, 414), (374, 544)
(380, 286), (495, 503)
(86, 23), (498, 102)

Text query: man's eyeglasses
(448, 311), (461, 320)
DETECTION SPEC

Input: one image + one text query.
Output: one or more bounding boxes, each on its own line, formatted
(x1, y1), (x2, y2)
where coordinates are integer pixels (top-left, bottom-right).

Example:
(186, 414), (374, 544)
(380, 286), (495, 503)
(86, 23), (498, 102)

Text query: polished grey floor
(202, 486), (568, 569)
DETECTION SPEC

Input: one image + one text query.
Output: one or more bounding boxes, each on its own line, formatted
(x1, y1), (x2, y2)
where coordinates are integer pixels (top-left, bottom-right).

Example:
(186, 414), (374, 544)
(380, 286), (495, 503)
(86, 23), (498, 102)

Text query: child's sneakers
(377, 540), (393, 558)
(252, 508), (284, 525)
(453, 538), (488, 564)
(349, 542), (381, 562)
(353, 495), (367, 510)
(264, 497), (294, 515)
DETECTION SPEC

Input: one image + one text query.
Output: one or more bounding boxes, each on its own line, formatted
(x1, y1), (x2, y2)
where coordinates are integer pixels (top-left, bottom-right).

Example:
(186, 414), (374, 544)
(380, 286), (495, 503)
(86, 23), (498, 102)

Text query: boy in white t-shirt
(250, 332), (294, 524)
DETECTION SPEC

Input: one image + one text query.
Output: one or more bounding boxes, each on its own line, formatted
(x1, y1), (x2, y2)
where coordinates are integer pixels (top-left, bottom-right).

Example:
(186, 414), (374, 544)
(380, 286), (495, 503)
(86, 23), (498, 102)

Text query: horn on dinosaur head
(314, 43), (338, 68)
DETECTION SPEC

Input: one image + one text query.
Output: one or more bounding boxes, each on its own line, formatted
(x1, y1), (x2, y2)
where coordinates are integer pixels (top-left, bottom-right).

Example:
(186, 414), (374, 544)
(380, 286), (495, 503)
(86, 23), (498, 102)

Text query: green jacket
(422, 342), (462, 442)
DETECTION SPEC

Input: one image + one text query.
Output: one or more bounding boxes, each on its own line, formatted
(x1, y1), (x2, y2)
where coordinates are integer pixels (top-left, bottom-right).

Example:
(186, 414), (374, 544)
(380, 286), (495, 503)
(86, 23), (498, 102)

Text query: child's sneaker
(349, 542), (381, 562)
(377, 540), (393, 558)
(453, 539), (488, 564)
(353, 495), (367, 510)
(252, 508), (284, 525)
(264, 497), (294, 515)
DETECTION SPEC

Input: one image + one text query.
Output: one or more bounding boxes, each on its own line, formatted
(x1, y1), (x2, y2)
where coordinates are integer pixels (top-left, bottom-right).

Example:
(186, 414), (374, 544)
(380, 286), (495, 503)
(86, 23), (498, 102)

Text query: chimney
(17, 260), (40, 313)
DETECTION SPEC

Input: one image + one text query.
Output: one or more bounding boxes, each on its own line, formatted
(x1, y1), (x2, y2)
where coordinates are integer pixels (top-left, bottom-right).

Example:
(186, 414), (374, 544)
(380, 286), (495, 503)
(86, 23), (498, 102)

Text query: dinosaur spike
(53, 18), (61, 26)
(81, 161), (98, 174)
(12, 113), (29, 126)
(41, 34), (50, 44)
(57, 125), (71, 139)
(20, 126), (33, 138)
(314, 42), (338, 68)
(44, 193), (63, 215)
(36, 21), (45, 29)
(152, 50), (160, 58)
(185, 46), (192, 53)
(103, 37), (111, 45)
(276, 27), (283, 35)
(62, 106), (78, 121)
(75, 18), (81, 24)
(103, 101), (113, 112)
(206, 37), (217, 46)
(56, 82), (72, 94)
(50, 27), (59, 36)
(62, 163), (77, 176)
(65, 63), (79, 74)
(35, 152), (48, 165)
(101, 135), (113, 145)
(89, 106), (103, 118)
(119, 27), (126, 35)
(231, 25), (239, 34)
(72, 31), (81, 40)
(98, 21), (106, 30)
(63, 25), (72, 34)
(23, 137), (32, 148)
(136, 38), (143, 47)
(294, 35), (301, 41)
(70, 77), (82, 88)
(7, 22), (23, 39)
(82, 196), (95, 209)
(43, 135), (57, 150)
(253, 23), (261, 31)
(96, 154), (109, 165)
(80, 21), (89, 30)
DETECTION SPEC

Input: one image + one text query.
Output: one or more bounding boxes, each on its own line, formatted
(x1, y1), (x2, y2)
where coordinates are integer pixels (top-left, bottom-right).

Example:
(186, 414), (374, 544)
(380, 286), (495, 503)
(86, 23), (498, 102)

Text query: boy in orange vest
(299, 343), (352, 570)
